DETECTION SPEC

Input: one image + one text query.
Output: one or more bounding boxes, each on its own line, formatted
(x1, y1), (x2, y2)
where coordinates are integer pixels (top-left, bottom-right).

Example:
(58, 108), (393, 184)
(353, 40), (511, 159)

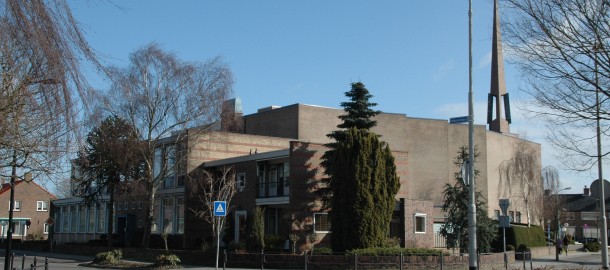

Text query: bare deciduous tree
(0, 0), (104, 187)
(499, 140), (543, 226)
(188, 167), (237, 250)
(502, 0), (610, 171)
(101, 43), (232, 247)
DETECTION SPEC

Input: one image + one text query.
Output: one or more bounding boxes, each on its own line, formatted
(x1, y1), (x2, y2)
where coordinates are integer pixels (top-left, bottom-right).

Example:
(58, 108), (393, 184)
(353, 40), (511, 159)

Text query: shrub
(314, 247), (333, 255)
(228, 241), (246, 251)
(384, 237), (401, 248)
(25, 233), (44, 240)
(584, 242), (601, 252)
(506, 245), (515, 251)
(264, 235), (285, 252)
(348, 247), (446, 256)
(93, 249), (122, 265)
(154, 253), (181, 267)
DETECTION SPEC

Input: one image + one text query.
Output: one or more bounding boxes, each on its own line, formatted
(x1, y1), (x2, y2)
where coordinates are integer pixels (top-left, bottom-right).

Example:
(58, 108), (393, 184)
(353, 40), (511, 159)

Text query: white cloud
(433, 60), (456, 82)
(477, 52), (492, 69)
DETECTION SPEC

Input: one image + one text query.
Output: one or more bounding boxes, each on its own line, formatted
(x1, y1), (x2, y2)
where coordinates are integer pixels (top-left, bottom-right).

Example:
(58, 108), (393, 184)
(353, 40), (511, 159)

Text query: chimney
(584, 185), (590, 196)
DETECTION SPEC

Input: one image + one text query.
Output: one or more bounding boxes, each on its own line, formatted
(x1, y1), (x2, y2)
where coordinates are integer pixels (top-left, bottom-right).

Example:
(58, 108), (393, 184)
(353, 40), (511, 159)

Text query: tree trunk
(141, 182), (156, 248)
(107, 183), (115, 248)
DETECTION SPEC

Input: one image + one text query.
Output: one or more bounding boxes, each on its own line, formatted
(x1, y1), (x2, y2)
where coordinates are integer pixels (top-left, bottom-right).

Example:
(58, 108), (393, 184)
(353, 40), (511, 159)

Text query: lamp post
(467, 0), (477, 269)
(555, 187), (571, 261)
(594, 41), (609, 269)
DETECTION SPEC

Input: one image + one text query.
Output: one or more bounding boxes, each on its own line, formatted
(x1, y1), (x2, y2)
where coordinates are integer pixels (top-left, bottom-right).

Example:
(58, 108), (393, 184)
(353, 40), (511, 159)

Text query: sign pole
(216, 216), (220, 270)
(213, 201), (227, 270)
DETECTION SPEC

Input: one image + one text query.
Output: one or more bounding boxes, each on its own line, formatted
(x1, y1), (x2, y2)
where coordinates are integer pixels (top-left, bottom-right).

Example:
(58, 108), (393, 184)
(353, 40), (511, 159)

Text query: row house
(0, 179), (55, 241)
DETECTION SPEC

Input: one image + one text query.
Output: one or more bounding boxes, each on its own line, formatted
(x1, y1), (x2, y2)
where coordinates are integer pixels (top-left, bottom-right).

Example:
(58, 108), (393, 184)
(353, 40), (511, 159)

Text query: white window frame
(36, 201), (48, 211)
(313, 213), (331, 233)
(43, 223), (49, 234)
(237, 173), (246, 192)
(414, 213), (426, 233)
(10, 201), (21, 211)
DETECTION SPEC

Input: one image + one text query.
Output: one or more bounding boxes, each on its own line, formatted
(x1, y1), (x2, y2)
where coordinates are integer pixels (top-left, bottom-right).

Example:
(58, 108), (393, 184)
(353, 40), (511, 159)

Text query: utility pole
(4, 151), (17, 270)
(467, 0), (477, 269)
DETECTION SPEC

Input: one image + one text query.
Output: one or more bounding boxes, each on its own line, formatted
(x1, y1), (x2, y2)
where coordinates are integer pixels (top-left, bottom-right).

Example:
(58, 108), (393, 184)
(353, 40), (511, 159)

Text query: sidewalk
(0, 249), (267, 270)
(510, 248), (609, 269)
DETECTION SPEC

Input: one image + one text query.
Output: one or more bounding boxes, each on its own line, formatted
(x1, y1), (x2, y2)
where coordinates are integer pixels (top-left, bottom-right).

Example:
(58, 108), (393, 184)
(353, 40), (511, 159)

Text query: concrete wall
(242, 104), (542, 225)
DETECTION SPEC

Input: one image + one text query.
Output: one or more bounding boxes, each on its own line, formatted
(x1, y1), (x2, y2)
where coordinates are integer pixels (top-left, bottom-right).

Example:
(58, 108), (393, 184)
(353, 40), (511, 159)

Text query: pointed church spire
(487, 0), (511, 133)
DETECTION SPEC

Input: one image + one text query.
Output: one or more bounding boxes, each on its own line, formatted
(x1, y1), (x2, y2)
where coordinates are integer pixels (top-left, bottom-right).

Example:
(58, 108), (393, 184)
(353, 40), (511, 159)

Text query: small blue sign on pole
(213, 201), (226, 217)
(449, 116), (469, 124)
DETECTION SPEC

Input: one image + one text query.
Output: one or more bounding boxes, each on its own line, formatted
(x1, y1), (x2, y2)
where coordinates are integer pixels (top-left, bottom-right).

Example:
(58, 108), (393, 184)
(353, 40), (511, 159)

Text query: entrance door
(117, 217), (127, 246)
(234, 211), (247, 243)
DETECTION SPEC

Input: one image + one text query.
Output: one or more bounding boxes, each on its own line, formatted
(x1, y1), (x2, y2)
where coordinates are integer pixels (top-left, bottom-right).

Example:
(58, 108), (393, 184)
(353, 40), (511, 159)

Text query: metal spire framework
(487, 0), (511, 133)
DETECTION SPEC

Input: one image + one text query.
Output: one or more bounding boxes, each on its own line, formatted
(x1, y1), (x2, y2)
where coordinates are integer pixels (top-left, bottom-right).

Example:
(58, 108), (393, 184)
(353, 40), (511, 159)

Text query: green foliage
(584, 242), (601, 252)
(77, 116), (143, 200)
(246, 207), (265, 252)
(384, 237), (401, 248)
(314, 247), (333, 255)
(329, 128), (400, 252)
(348, 248), (447, 256)
(264, 234), (285, 252)
(508, 225), (546, 248)
(154, 253), (181, 267)
(25, 233), (44, 240)
(320, 82), (381, 205)
(227, 241), (246, 251)
(93, 249), (123, 265)
(439, 146), (498, 253)
(506, 245), (515, 251)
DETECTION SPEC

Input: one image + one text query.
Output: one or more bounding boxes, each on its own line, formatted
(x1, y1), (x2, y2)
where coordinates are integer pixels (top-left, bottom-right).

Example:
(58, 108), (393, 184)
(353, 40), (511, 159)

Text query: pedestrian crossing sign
(214, 201), (226, 217)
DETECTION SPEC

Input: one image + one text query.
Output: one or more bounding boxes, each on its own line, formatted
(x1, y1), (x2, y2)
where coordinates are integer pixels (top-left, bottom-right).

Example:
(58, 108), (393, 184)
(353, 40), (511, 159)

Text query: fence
(7, 253), (48, 270)
(225, 250), (509, 270)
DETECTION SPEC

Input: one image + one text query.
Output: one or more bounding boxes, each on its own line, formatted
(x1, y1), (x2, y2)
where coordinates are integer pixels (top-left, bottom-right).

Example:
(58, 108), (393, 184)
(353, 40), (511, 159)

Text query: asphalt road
(0, 248), (609, 270)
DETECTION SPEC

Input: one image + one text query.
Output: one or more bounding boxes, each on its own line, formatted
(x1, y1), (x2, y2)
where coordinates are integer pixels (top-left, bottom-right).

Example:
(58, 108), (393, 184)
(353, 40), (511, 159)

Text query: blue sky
(67, 0), (593, 193)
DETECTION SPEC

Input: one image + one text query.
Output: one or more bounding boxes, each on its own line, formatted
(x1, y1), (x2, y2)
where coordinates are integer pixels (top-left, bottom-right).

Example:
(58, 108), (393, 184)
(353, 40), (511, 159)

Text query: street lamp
(594, 42), (609, 269)
(556, 187), (571, 261)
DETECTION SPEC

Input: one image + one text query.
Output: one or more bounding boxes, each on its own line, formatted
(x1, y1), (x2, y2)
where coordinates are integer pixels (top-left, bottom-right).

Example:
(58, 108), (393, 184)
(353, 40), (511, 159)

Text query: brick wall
(403, 199), (434, 248)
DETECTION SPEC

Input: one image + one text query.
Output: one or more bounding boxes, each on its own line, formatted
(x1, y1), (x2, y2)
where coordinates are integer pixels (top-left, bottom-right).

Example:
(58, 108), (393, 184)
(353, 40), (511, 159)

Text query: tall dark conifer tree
(77, 116), (143, 248)
(321, 82), (398, 252)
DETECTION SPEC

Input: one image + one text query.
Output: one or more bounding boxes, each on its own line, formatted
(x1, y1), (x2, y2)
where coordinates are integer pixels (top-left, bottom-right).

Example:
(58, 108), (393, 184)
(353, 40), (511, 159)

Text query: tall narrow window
(283, 162), (290, 195)
(414, 213), (426, 233)
(152, 199), (160, 233)
(79, 205), (86, 232)
(269, 165), (277, 197)
(177, 197), (184, 234)
(258, 163), (266, 197)
(70, 205), (77, 233)
(164, 146), (176, 188)
(63, 206), (70, 232)
(97, 204), (105, 233)
(163, 198), (174, 234)
(88, 205), (95, 233)
(237, 173), (246, 192)
(54, 207), (62, 233)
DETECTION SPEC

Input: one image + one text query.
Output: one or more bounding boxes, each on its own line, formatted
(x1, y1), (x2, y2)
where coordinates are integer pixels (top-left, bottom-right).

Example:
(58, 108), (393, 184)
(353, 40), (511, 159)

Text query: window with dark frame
(314, 213), (331, 232)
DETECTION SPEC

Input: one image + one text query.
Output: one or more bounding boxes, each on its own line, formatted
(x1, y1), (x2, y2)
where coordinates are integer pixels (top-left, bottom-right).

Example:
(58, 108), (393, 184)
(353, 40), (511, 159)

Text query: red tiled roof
(0, 180), (57, 199)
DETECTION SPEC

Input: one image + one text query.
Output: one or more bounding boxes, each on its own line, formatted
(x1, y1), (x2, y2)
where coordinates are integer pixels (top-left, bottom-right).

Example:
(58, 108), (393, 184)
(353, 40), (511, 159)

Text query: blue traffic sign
(213, 201), (226, 217)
